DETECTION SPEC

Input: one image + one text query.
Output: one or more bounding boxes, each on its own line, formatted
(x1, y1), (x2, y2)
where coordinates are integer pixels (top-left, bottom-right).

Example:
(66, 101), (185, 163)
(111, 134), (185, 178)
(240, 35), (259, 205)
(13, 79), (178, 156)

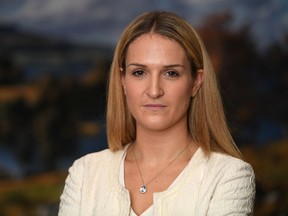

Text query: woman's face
(122, 33), (202, 132)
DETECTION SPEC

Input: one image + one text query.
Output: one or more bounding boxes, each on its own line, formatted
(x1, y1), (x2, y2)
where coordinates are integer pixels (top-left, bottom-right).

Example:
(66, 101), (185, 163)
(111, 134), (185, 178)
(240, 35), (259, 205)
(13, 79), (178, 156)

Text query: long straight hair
(106, 11), (242, 159)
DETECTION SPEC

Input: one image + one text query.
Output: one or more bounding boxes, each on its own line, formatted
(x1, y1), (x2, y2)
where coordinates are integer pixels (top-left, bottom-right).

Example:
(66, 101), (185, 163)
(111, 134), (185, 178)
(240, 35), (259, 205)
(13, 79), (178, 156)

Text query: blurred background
(0, 0), (287, 215)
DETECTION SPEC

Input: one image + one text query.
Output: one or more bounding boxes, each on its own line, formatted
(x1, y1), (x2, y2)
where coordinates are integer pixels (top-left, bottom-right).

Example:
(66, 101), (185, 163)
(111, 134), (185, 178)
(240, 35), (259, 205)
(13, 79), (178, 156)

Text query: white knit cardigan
(59, 146), (255, 216)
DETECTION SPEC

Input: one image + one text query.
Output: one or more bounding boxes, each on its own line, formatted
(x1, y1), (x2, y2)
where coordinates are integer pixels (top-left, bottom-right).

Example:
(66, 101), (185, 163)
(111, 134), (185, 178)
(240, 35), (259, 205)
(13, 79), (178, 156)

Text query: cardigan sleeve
(207, 161), (256, 216)
(58, 158), (84, 216)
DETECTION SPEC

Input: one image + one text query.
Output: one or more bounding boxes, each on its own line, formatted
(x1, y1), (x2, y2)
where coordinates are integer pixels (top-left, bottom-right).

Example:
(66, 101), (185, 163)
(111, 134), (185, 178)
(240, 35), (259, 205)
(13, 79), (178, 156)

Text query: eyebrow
(127, 63), (186, 69)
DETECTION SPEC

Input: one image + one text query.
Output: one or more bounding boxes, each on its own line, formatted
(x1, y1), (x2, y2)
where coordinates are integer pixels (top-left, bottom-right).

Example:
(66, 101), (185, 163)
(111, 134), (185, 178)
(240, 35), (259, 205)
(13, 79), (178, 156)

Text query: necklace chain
(132, 144), (188, 194)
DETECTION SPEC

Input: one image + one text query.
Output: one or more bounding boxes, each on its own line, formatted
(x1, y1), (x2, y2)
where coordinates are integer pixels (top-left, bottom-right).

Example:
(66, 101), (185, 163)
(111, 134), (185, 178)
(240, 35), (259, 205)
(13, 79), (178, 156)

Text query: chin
(139, 121), (172, 131)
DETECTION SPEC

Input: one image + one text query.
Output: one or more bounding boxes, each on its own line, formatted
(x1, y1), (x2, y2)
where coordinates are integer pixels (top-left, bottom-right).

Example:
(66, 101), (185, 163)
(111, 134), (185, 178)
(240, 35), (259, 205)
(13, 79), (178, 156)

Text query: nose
(146, 74), (164, 99)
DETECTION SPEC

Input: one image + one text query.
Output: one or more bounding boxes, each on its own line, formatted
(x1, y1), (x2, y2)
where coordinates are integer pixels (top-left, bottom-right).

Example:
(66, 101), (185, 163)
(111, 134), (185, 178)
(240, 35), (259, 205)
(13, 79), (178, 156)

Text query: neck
(132, 125), (196, 164)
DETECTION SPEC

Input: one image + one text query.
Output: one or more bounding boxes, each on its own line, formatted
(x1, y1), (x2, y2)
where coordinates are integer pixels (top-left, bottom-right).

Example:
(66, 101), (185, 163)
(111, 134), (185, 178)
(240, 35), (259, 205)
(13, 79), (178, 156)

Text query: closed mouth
(144, 104), (167, 109)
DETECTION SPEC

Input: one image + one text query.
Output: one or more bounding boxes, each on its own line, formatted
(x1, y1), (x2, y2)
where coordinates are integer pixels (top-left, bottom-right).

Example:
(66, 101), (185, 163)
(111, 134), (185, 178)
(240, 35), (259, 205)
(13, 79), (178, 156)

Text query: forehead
(126, 33), (188, 65)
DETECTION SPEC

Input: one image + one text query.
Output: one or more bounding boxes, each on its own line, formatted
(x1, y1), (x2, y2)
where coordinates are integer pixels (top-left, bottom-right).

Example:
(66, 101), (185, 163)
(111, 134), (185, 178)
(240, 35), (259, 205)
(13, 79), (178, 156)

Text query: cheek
(174, 85), (193, 105)
(182, 98), (191, 111)
(184, 100), (190, 108)
(125, 84), (141, 107)
(125, 83), (137, 97)
(176, 90), (192, 112)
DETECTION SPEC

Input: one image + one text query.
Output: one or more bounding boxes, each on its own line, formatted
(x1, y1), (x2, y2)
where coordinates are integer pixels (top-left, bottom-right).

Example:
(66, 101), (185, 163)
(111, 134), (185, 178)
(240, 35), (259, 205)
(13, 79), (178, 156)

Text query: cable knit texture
(59, 147), (255, 216)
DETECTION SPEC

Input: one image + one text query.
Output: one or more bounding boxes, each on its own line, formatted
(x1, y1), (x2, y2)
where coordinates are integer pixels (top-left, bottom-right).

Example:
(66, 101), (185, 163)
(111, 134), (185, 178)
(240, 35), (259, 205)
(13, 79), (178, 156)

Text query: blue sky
(0, 0), (287, 49)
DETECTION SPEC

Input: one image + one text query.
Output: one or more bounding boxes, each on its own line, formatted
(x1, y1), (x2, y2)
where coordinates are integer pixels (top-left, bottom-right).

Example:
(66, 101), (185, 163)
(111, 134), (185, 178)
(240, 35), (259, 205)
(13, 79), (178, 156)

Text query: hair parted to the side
(106, 11), (242, 159)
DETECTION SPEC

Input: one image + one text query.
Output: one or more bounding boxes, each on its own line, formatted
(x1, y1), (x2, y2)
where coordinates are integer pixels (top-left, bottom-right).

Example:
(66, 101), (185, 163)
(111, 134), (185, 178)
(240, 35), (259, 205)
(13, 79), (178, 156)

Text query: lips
(143, 104), (167, 110)
(145, 104), (166, 107)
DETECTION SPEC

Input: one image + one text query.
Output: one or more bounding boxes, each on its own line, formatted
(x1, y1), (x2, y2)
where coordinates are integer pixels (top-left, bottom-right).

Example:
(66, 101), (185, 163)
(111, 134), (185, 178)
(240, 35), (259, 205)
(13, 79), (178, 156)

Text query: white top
(119, 150), (154, 216)
(59, 146), (255, 216)
(130, 207), (153, 216)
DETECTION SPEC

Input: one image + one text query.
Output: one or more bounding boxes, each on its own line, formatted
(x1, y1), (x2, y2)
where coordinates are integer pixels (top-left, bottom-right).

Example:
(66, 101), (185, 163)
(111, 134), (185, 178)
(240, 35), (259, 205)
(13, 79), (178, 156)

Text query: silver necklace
(132, 144), (188, 194)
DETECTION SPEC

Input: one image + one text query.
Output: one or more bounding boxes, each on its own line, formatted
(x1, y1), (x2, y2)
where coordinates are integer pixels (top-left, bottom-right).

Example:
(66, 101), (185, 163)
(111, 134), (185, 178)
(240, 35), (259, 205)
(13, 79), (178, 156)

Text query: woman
(59, 11), (255, 215)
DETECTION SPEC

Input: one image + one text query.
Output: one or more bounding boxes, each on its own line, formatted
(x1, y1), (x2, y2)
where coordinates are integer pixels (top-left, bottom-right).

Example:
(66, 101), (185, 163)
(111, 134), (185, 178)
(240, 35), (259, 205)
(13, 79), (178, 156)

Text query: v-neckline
(118, 144), (201, 214)
(130, 205), (153, 216)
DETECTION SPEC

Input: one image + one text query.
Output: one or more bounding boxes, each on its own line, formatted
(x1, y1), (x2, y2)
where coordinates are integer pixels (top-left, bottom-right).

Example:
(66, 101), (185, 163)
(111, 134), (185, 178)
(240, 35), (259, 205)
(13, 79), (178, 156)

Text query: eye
(132, 69), (145, 77)
(164, 70), (180, 78)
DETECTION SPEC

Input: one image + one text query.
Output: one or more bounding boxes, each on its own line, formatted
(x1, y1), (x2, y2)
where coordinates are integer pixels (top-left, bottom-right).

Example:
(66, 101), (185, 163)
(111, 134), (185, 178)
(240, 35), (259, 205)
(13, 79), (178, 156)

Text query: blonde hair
(107, 11), (242, 159)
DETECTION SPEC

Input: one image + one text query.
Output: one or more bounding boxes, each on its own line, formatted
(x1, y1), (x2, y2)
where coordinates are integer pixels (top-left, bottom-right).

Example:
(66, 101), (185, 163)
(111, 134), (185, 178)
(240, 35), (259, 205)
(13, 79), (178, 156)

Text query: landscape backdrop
(0, 0), (288, 215)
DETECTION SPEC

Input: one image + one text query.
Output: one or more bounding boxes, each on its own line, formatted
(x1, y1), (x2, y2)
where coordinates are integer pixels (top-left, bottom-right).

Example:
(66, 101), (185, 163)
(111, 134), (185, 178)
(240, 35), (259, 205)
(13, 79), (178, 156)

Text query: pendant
(140, 185), (147, 194)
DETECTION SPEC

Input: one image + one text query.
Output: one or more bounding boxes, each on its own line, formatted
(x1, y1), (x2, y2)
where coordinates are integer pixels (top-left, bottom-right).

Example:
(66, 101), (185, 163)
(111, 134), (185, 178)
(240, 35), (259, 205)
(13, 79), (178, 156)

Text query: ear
(191, 69), (204, 97)
(120, 68), (126, 94)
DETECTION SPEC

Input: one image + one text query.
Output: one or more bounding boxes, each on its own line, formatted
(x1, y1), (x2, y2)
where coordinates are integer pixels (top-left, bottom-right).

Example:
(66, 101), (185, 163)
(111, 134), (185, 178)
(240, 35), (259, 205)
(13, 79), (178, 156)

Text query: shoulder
(201, 150), (255, 195)
(66, 148), (125, 178)
(59, 148), (126, 215)
(195, 148), (255, 188)
(209, 150), (252, 166)
(71, 148), (124, 169)
(203, 152), (256, 214)
(207, 151), (254, 177)
(182, 149), (256, 215)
